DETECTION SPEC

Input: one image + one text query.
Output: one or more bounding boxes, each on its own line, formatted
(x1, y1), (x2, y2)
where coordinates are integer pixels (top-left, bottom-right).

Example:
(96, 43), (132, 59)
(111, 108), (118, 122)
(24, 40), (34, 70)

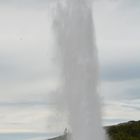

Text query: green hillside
(106, 120), (140, 140)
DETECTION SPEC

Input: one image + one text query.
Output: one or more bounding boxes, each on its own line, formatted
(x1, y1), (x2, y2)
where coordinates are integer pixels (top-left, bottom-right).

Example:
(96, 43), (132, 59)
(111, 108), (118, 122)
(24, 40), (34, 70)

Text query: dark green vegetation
(106, 120), (140, 140)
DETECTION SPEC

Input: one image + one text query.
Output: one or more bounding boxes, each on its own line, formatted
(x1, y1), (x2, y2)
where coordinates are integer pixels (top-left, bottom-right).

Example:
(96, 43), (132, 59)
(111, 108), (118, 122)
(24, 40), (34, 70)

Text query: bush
(106, 120), (140, 140)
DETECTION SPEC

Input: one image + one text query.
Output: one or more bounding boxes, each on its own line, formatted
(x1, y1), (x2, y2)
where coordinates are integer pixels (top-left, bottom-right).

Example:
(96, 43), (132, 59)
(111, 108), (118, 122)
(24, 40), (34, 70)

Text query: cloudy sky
(0, 0), (65, 134)
(93, 0), (140, 126)
(0, 0), (140, 137)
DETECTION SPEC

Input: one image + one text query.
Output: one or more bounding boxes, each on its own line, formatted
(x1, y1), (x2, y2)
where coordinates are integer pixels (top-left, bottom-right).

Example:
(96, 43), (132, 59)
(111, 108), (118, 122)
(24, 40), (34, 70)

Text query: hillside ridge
(106, 120), (140, 140)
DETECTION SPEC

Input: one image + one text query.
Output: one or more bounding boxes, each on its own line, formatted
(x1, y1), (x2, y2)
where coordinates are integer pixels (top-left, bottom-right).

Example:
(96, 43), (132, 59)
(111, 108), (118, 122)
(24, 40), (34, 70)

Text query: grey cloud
(105, 100), (140, 111)
(114, 88), (140, 101)
(0, 0), (56, 9)
(103, 118), (127, 126)
(0, 52), (57, 83)
(102, 100), (140, 125)
(103, 89), (140, 102)
(0, 56), (20, 82)
(100, 63), (140, 81)
(121, 104), (140, 111)
(101, 79), (140, 103)
(0, 0), (50, 5)
(122, 0), (140, 8)
(124, 88), (140, 100)
(0, 101), (49, 107)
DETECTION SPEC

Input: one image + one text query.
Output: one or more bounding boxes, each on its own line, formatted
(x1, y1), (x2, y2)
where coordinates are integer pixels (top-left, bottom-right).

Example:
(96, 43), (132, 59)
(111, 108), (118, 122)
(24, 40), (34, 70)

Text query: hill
(106, 120), (140, 140)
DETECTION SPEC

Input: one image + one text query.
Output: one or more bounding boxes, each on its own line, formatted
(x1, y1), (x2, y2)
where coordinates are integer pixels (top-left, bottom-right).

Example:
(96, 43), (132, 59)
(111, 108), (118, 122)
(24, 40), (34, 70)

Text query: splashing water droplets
(52, 0), (106, 140)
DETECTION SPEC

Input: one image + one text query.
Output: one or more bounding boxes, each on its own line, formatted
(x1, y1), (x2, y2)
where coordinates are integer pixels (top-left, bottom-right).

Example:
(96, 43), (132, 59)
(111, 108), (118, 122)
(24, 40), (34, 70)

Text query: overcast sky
(93, 0), (140, 126)
(0, 0), (140, 136)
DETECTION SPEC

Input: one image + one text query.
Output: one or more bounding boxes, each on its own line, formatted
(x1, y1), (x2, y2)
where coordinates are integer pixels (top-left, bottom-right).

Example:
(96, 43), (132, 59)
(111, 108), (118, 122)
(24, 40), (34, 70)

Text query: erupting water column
(53, 0), (105, 140)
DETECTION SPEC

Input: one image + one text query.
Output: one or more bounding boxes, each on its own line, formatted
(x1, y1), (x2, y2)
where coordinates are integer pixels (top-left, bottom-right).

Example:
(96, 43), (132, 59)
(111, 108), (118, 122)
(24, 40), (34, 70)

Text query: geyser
(53, 0), (105, 140)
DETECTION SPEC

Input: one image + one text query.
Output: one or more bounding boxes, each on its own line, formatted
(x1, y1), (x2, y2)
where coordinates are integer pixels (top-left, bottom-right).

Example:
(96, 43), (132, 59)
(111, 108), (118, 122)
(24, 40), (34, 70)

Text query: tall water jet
(53, 0), (105, 140)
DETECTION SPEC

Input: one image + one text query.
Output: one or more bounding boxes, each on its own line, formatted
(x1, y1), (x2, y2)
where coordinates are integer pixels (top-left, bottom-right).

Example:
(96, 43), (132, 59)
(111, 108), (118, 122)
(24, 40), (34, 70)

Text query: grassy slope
(106, 120), (140, 140)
